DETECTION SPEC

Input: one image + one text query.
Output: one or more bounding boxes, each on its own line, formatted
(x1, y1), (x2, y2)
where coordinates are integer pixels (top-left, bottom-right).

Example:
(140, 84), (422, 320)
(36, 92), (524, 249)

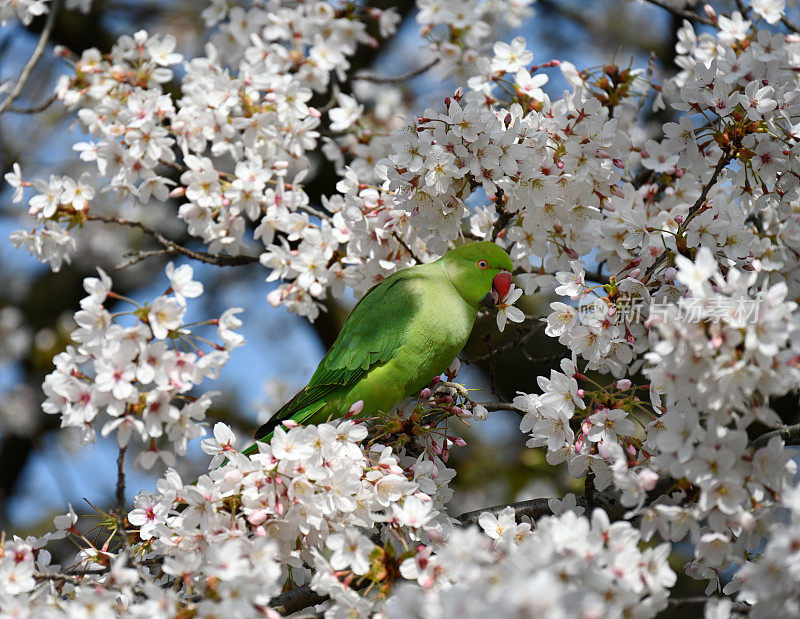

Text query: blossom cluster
(385, 508), (675, 618)
(40, 264), (244, 468)
(0, 417), (461, 616)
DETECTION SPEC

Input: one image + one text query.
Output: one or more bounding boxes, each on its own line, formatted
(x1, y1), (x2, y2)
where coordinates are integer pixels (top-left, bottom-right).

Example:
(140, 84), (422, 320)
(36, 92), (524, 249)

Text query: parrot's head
(441, 241), (514, 309)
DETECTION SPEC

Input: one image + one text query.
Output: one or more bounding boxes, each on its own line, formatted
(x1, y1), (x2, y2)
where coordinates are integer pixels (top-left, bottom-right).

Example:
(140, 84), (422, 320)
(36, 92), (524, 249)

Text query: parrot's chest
(398, 288), (476, 380)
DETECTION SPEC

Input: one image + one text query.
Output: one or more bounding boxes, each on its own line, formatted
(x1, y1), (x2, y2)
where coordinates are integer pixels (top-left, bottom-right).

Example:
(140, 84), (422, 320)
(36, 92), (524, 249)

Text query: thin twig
(114, 249), (172, 270)
(0, 0), (60, 115)
(642, 152), (731, 283)
(392, 232), (421, 264)
(479, 401), (527, 415)
(353, 58), (439, 84)
(4, 92), (58, 114)
(35, 572), (89, 586)
(462, 322), (545, 364)
(86, 214), (261, 267)
(641, 0), (715, 26)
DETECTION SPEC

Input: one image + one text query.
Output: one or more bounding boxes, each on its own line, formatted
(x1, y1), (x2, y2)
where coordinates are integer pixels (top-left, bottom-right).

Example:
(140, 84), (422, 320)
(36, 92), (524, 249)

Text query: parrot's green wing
(251, 270), (424, 443)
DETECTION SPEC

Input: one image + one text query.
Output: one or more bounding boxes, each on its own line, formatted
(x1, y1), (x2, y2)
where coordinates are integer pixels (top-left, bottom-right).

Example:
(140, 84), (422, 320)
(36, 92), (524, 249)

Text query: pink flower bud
(169, 186), (186, 198)
(576, 388), (585, 398)
(575, 436), (584, 452)
(254, 525), (266, 537)
(248, 510), (267, 525)
(453, 437), (467, 447)
(420, 387), (432, 399)
(674, 215), (683, 224)
(556, 159), (565, 170)
(629, 268), (641, 279)
(308, 106), (321, 118)
(597, 441), (614, 459)
(348, 400), (364, 416)
(456, 408), (473, 420)
(627, 443), (637, 457)
(54, 45), (71, 58)
(616, 379), (632, 390)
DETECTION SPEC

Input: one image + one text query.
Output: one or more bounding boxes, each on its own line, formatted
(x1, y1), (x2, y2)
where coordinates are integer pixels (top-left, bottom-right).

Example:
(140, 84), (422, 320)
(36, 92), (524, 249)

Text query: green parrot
(243, 241), (513, 455)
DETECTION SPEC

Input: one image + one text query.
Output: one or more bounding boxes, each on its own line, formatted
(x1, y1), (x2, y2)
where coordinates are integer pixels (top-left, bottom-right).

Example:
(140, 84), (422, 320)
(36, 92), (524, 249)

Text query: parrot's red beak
(492, 270), (512, 304)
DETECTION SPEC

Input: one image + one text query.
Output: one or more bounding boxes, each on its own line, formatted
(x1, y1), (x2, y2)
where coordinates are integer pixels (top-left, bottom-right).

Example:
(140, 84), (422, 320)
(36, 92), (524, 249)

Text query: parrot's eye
(478, 259), (489, 269)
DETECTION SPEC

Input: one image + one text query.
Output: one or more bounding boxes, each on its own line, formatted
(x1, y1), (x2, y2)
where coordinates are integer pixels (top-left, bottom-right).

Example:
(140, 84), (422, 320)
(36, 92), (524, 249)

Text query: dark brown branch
(749, 423), (800, 451)
(668, 596), (749, 612)
(270, 585), (328, 615)
(116, 446), (130, 552)
(641, 0), (715, 26)
(86, 214), (260, 267)
(457, 489), (628, 526)
(643, 152), (731, 283)
(0, 0), (60, 115)
(353, 58), (439, 84)
(782, 14), (800, 33)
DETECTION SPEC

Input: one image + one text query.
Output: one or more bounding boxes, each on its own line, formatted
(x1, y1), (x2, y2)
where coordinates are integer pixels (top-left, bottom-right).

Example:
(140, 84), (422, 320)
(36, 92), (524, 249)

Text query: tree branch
(269, 585), (328, 615)
(668, 596), (749, 612)
(0, 0), (60, 115)
(641, 0), (715, 26)
(479, 401), (527, 415)
(353, 58), (439, 84)
(86, 214), (261, 267)
(4, 92), (58, 114)
(456, 489), (627, 526)
(116, 445), (130, 553)
(749, 423), (800, 451)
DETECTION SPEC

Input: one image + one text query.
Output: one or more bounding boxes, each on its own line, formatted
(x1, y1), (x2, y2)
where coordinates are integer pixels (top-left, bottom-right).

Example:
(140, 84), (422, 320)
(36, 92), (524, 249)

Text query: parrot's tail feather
(253, 417), (281, 440)
(241, 434), (272, 456)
